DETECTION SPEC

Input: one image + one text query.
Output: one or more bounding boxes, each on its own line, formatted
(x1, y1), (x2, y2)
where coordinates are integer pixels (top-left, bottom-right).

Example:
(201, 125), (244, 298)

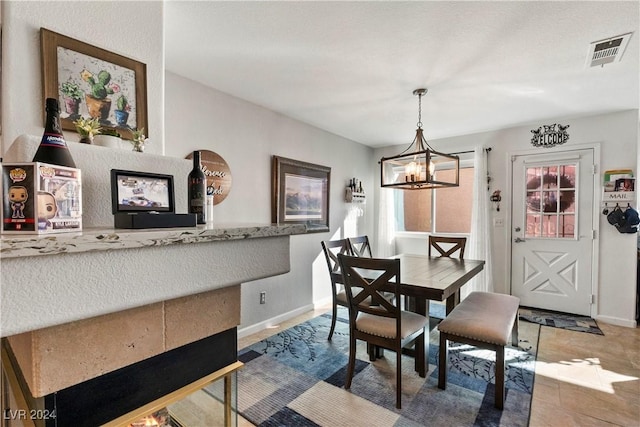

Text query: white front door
(511, 149), (595, 315)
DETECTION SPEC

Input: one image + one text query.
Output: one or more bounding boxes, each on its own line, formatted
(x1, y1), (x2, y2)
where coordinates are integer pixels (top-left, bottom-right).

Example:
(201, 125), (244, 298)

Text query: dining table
(369, 253), (486, 373)
(389, 253), (485, 315)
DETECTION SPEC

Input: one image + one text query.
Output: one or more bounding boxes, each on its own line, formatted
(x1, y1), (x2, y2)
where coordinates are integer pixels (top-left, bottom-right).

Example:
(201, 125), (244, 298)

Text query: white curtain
(464, 146), (493, 297)
(376, 187), (396, 258)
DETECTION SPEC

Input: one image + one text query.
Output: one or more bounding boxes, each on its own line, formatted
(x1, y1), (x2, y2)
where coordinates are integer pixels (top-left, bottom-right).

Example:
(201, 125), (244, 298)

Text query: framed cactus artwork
(40, 28), (148, 141)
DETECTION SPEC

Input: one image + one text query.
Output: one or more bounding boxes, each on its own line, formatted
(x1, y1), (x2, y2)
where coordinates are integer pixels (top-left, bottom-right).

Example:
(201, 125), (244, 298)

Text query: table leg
(415, 297), (429, 375)
(445, 291), (460, 315)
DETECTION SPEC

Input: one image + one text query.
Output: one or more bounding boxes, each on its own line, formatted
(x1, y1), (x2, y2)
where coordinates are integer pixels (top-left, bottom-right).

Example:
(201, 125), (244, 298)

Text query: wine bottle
(32, 98), (76, 168)
(188, 150), (206, 224)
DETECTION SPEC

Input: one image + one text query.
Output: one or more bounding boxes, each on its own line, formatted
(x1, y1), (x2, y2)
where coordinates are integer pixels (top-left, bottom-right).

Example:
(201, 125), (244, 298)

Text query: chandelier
(380, 89), (459, 190)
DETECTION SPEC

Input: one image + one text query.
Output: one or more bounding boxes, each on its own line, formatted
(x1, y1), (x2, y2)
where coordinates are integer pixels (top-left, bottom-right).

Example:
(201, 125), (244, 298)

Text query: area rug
(235, 307), (539, 427)
(518, 306), (604, 335)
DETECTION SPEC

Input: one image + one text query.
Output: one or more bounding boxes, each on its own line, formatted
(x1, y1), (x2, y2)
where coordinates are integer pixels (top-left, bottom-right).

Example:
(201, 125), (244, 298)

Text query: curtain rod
(448, 147), (492, 156)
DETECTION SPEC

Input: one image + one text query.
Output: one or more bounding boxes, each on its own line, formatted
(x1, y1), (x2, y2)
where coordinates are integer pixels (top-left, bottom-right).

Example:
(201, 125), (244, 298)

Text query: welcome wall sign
(185, 150), (232, 205)
(530, 123), (570, 148)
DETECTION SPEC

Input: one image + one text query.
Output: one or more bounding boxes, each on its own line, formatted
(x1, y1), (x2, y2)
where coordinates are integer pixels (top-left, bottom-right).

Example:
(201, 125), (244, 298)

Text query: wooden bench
(437, 291), (520, 409)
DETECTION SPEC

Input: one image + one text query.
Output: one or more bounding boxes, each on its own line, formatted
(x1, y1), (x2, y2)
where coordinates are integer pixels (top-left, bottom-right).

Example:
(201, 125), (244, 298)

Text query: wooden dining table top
(388, 253), (485, 302)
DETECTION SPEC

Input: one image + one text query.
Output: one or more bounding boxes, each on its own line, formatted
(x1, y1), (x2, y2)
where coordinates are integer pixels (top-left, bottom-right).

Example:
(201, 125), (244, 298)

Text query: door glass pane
(542, 167), (558, 189)
(526, 191), (540, 213)
(560, 165), (576, 187)
(558, 214), (575, 237)
(525, 163), (577, 239)
(560, 190), (575, 213)
(542, 215), (558, 238)
(526, 213), (541, 237)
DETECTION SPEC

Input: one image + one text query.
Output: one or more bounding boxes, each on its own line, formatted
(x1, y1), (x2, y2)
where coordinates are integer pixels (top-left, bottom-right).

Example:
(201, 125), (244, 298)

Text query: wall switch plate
(493, 218), (504, 227)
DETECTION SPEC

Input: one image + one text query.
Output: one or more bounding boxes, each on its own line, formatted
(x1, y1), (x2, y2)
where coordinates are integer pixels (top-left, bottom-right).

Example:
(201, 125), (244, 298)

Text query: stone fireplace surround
(1, 136), (305, 424)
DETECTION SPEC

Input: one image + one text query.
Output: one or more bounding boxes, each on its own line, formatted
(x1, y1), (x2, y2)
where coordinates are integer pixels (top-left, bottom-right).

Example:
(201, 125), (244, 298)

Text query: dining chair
(320, 239), (352, 341)
(428, 236), (467, 259)
(348, 235), (372, 258)
(426, 236), (467, 319)
(337, 253), (428, 409)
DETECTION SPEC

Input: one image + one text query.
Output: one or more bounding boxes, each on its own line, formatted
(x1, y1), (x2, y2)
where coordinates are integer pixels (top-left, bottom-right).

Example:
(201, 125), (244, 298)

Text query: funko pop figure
(37, 191), (58, 230)
(9, 186), (28, 219)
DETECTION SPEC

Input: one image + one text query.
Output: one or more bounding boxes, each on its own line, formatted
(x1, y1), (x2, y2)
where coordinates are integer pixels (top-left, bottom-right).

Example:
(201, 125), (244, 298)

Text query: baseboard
(237, 303), (316, 339)
(313, 296), (333, 309)
(596, 314), (637, 328)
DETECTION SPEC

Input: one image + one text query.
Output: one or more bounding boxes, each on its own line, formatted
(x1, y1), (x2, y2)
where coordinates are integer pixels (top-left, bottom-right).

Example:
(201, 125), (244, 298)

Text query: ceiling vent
(586, 32), (633, 68)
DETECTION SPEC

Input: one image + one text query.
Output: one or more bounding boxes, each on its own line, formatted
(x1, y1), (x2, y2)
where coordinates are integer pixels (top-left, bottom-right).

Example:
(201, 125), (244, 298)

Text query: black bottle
(32, 98), (76, 168)
(188, 150), (206, 224)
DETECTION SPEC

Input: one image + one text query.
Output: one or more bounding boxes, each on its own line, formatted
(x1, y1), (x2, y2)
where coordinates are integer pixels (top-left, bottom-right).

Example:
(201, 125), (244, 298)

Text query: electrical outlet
(259, 291), (266, 304)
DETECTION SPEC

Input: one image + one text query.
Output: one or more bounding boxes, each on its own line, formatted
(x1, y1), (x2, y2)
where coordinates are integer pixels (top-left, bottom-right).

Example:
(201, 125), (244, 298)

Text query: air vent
(586, 32), (633, 67)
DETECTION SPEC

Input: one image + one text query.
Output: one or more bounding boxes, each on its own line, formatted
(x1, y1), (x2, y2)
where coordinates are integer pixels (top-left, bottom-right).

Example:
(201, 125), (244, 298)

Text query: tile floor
(237, 306), (640, 426)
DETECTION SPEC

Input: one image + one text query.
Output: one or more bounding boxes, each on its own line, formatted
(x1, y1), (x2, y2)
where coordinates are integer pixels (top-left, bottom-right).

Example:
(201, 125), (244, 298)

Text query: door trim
(505, 142), (601, 318)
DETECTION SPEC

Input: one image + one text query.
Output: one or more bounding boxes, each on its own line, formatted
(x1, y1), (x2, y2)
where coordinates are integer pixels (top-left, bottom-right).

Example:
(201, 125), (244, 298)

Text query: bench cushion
(437, 292), (520, 345)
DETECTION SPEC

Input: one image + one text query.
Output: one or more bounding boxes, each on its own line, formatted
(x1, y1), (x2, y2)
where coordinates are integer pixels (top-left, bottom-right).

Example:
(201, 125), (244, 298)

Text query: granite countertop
(0, 223), (307, 259)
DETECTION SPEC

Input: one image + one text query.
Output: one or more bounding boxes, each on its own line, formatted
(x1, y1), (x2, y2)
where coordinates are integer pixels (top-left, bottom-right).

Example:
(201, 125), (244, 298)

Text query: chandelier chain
(417, 92), (423, 129)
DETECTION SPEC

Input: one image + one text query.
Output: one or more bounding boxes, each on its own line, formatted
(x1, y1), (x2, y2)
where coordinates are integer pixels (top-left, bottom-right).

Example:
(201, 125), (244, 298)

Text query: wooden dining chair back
(428, 236), (467, 259)
(337, 253), (428, 409)
(348, 235), (372, 258)
(320, 239), (352, 340)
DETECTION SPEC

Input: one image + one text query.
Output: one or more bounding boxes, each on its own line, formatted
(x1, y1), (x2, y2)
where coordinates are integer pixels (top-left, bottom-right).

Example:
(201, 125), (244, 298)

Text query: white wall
(375, 109), (639, 327)
(0, 0), (374, 333)
(2, 1), (637, 331)
(0, 1), (164, 154)
(165, 72), (374, 328)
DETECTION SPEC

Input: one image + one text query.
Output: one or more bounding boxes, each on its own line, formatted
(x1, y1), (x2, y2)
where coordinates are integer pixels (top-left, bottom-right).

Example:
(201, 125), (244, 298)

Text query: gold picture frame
(40, 28), (148, 141)
(272, 156), (330, 233)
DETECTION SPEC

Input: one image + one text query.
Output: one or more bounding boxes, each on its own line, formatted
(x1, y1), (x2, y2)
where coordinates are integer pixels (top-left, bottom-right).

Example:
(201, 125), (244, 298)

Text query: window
(396, 166), (475, 233)
(524, 164), (576, 238)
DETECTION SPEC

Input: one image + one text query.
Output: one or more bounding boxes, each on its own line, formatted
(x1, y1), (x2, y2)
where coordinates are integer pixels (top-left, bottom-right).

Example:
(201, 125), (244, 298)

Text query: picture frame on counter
(40, 27), (148, 141)
(110, 169), (174, 214)
(272, 156), (330, 233)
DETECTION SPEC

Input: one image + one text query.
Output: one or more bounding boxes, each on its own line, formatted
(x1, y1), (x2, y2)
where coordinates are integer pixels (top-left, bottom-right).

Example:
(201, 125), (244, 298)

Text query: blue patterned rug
(235, 308), (539, 427)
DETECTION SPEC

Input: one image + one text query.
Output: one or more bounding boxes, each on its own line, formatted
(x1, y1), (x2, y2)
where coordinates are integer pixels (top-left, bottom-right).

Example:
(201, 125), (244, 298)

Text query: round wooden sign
(186, 150), (232, 205)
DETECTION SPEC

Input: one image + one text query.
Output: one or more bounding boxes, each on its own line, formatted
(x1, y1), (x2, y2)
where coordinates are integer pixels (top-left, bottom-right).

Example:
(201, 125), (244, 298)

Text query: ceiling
(164, 1), (639, 148)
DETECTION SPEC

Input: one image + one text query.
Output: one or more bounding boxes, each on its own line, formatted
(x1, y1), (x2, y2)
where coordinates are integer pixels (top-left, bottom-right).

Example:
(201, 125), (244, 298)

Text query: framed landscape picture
(272, 156), (330, 232)
(40, 28), (148, 141)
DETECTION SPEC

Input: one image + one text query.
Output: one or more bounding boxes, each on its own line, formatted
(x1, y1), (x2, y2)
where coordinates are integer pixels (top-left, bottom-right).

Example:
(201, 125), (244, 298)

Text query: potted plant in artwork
(73, 116), (102, 144)
(81, 69), (116, 123)
(60, 81), (83, 119)
(114, 95), (131, 127)
(130, 128), (148, 152)
(93, 127), (123, 149)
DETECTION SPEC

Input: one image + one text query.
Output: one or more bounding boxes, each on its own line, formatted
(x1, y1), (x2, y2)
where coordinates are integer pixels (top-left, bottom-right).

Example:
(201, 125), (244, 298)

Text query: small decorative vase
(78, 135), (93, 144)
(64, 97), (81, 118)
(132, 141), (145, 152)
(94, 135), (122, 149)
(114, 110), (129, 127)
(85, 94), (112, 122)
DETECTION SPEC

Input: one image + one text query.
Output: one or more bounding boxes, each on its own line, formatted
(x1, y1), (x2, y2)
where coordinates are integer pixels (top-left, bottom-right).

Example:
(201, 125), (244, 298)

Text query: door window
(525, 164), (576, 238)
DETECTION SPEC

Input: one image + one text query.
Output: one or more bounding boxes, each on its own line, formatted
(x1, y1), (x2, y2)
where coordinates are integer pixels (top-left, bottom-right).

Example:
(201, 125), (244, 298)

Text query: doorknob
(514, 237), (526, 243)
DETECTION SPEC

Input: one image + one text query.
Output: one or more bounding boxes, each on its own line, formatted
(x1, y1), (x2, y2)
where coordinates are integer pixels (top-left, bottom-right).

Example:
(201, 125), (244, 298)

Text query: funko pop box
(2, 162), (82, 234)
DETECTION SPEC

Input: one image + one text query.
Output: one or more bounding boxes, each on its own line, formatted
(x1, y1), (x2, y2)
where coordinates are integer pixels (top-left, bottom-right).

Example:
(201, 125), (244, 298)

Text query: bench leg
(438, 333), (448, 389)
(512, 318), (519, 347)
(495, 345), (505, 410)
